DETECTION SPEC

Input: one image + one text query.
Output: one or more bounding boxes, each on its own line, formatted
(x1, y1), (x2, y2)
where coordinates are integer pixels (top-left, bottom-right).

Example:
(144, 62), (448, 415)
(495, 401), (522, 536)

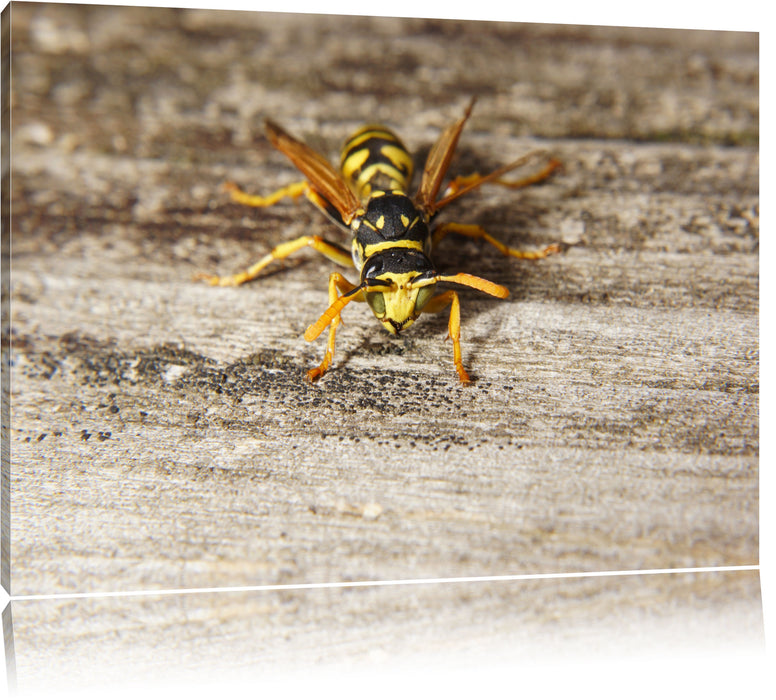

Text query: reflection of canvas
(2, 3), (760, 695)
(8, 571), (766, 693)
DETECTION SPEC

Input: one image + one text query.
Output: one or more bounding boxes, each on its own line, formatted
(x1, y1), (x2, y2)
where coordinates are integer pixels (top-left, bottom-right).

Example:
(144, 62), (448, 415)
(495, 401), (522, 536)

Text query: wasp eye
(365, 291), (386, 316)
(414, 284), (436, 311)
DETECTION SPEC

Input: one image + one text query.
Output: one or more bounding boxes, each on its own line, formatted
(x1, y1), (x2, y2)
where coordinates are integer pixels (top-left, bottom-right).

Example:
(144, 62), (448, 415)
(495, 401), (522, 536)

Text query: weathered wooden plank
(7, 2), (758, 610)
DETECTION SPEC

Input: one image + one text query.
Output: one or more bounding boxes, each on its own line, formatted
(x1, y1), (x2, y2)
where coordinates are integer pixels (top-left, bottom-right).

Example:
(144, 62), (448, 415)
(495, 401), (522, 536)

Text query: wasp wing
(414, 98), (476, 217)
(414, 99), (560, 215)
(265, 119), (362, 225)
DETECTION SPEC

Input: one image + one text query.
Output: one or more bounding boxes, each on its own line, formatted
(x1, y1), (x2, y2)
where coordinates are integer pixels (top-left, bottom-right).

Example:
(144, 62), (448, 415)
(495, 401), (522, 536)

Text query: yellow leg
(223, 180), (308, 207)
(443, 157), (562, 197)
(423, 290), (470, 384)
(225, 180), (351, 228)
(307, 272), (361, 382)
(433, 222), (560, 260)
(195, 235), (353, 287)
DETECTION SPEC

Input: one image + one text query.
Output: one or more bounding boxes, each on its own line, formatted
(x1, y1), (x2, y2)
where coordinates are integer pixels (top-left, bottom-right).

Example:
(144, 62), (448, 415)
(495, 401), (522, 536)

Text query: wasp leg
(442, 156), (561, 198)
(195, 235), (353, 287)
(422, 290), (471, 385)
(223, 180), (308, 207)
(432, 222), (560, 260)
(224, 182), (347, 227)
(307, 272), (362, 382)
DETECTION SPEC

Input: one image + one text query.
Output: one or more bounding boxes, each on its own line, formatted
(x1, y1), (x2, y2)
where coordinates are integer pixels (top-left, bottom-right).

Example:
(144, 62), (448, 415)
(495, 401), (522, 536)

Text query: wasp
(198, 99), (561, 384)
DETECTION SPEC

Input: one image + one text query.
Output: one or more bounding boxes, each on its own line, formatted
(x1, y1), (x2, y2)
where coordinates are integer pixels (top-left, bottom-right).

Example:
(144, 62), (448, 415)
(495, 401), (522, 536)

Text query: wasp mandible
(198, 99), (561, 384)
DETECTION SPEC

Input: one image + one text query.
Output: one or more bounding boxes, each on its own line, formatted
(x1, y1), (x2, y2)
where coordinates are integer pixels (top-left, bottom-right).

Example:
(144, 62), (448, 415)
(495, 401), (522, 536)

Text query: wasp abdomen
(340, 126), (414, 201)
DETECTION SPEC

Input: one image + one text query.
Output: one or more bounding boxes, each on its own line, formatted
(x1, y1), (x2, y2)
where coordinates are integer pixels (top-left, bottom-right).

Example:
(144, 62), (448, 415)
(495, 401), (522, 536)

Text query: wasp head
(361, 249), (438, 335)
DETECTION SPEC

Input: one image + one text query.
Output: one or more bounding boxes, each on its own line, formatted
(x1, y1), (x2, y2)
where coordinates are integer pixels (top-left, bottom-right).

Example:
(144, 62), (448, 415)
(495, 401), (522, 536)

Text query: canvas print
(1, 2), (761, 694)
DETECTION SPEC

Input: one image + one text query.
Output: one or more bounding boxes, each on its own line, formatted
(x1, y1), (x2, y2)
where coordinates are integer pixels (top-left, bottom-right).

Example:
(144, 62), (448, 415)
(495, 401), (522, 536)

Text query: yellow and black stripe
(340, 126), (414, 202)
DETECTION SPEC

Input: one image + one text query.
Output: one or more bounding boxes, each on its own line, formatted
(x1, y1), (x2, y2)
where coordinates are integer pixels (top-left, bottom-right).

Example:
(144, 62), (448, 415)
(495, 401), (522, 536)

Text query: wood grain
(5, 0), (758, 637)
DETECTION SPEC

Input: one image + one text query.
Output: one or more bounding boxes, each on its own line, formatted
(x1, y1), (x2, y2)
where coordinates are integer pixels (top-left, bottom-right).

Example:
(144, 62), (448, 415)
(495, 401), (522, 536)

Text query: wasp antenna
(437, 272), (509, 299)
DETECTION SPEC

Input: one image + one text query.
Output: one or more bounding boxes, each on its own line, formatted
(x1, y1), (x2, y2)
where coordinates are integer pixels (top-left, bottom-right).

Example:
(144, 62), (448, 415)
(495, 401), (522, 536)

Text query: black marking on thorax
(355, 193), (430, 246)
